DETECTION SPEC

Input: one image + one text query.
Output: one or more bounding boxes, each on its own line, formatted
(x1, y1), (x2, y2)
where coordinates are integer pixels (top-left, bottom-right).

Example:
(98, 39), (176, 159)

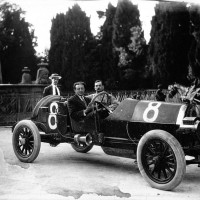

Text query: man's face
(52, 78), (59, 85)
(95, 81), (104, 93)
(75, 84), (85, 96)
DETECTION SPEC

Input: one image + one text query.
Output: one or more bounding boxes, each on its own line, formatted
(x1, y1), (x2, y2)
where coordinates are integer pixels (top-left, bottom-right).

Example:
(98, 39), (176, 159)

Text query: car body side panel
(131, 100), (186, 124)
(101, 98), (138, 139)
(106, 98), (186, 125)
(102, 98), (186, 140)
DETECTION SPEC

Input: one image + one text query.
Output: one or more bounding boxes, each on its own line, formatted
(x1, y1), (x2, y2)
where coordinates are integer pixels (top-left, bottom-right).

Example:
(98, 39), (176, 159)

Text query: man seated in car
(155, 84), (166, 102)
(87, 80), (119, 112)
(67, 81), (94, 122)
(67, 81), (100, 133)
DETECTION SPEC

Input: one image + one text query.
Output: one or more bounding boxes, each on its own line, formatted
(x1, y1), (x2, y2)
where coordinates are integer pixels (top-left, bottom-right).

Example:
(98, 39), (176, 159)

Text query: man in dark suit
(68, 82), (104, 143)
(155, 84), (166, 101)
(43, 73), (61, 97)
(67, 81), (93, 122)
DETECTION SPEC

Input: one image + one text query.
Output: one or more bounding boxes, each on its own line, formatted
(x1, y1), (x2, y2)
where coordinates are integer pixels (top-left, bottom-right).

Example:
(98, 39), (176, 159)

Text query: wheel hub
(19, 138), (26, 145)
(153, 155), (160, 163)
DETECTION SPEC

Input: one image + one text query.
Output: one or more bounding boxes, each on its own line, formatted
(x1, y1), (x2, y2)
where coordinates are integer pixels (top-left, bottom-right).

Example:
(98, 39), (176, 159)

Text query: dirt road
(0, 127), (200, 200)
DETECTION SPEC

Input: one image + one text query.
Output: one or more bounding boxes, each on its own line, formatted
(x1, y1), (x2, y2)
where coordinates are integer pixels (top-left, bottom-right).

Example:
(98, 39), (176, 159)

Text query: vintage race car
(12, 92), (200, 191)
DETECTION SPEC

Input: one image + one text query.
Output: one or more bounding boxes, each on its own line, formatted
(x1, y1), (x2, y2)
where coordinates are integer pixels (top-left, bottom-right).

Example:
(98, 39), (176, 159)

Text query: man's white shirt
(52, 84), (60, 95)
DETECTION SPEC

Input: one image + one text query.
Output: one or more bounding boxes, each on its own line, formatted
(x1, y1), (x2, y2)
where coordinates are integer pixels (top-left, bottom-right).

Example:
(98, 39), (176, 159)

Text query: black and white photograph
(1, 0), (200, 199)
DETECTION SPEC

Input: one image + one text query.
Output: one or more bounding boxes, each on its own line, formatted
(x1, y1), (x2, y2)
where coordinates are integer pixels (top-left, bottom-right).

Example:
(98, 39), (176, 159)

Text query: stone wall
(0, 84), (46, 94)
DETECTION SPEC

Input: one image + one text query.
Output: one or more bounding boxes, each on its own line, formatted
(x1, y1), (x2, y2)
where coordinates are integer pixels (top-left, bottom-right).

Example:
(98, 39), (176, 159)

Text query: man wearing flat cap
(43, 73), (61, 97)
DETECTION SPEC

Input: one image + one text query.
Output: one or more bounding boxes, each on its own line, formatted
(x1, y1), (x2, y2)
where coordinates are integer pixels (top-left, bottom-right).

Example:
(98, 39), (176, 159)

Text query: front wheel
(12, 120), (41, 163)
(137, 130), (186, 191)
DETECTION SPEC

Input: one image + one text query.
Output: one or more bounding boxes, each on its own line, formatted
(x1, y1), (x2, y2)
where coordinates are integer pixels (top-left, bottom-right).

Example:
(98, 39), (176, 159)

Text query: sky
(2, 0), (200, 55)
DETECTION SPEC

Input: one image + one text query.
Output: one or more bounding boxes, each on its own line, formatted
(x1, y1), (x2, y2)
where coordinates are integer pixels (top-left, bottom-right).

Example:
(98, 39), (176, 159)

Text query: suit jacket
(155, 89), (166, 101)
(67, 94), (91, 122)
(43, 85), (60, 97)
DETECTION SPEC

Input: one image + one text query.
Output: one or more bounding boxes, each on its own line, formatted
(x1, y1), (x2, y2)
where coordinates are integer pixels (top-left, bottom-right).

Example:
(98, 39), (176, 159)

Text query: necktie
(80, 96), (87, 107)
(56, 86), (60, 95)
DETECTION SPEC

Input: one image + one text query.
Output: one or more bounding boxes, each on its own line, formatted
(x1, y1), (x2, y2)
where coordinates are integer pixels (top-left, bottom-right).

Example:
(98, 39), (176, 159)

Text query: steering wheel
(88, 91), (112, 114)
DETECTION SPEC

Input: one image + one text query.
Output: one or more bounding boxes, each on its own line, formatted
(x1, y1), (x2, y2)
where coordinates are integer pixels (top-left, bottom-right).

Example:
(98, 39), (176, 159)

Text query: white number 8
(143, 102), (161, 122)
(48, 102), (58, 130)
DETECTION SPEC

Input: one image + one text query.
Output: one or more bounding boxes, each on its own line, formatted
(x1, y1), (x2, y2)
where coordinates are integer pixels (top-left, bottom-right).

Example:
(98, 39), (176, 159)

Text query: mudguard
(32, 95), (62, 119)
(107, 98), (187, 125)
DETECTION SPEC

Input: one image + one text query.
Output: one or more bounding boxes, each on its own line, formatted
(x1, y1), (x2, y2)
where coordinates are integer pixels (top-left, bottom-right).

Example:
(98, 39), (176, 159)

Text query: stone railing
(0, 84), (46, 125)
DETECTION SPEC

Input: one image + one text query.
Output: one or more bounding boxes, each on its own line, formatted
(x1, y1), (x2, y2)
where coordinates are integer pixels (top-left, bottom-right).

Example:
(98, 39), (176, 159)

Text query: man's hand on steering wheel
(94, 101), (112, 114)
(89, 91), (113, 114)
(84, 103), (94, 115)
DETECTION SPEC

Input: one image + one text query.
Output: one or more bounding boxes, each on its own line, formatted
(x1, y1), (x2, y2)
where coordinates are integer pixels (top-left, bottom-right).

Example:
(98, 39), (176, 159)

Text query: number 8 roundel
(48, 102), (58, 130)
(143, 102), (161, 122)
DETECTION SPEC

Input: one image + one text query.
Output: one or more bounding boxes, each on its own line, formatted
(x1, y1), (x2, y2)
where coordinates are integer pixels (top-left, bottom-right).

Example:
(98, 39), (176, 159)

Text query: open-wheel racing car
(12, 91), (200, 191)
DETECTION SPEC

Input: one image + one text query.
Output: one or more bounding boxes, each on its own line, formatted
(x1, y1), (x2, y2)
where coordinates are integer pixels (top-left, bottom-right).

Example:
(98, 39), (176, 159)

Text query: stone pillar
(35, 61), (50, 84)
(20, 67), (32, 84)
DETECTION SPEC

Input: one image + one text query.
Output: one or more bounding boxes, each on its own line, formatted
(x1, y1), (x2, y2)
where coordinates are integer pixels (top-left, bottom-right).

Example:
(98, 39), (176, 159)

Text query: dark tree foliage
(49, 4), (93, 90)
(188, 4), (200, 82)
(113, 0), (141, 49)
(49, 13), (66, 75)
(99, 3), (120, 89)
(112, 0), (147, 89)
(147, 2), (192, 88)
(0, 3), (37, 83)
(87, 3), (120, 90)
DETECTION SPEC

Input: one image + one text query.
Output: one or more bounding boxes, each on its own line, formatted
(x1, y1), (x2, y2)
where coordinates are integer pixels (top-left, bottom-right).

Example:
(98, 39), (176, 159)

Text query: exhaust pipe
(74, 133), (93, 146)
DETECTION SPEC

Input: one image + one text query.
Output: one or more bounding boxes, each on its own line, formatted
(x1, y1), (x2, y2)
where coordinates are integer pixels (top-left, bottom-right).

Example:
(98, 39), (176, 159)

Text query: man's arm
(85, 93), (95, 100)
(67, 98), (85, 121)
(43, 86), (48, 97)
(109, 94), (120, 111)
(110, 95), (120, 105)
(67, 97), (93, 121)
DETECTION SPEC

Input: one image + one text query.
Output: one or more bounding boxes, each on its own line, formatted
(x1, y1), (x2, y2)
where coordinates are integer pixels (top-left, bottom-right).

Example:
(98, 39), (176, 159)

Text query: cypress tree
(0, 3), (37, 83)
(188, 4), (200, 83)
(49, 4), (93, 90)
(112, 0), (146, 89)
(148, 2), (192, 87)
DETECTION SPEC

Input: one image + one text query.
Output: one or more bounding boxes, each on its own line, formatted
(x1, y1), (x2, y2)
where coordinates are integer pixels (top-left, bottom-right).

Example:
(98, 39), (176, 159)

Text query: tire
(32, 95), (62, 119)
(12, 120), (41, 163)
(71, 143), (93, 153)
(137, 129), (186, 191)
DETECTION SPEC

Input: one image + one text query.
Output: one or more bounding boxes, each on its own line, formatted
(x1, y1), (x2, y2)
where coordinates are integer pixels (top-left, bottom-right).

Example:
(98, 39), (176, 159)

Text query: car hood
(107, 98), (187, 125)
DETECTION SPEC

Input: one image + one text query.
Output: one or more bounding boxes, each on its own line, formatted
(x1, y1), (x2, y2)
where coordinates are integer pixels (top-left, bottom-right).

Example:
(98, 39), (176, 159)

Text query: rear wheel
(71, 143), (93, 153)
(137, 130), (186, 191)
(12, 120), (41, 163)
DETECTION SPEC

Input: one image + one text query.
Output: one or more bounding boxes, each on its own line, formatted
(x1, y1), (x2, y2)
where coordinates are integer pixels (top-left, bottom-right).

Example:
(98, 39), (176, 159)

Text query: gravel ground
(0, 127), (200, 200)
